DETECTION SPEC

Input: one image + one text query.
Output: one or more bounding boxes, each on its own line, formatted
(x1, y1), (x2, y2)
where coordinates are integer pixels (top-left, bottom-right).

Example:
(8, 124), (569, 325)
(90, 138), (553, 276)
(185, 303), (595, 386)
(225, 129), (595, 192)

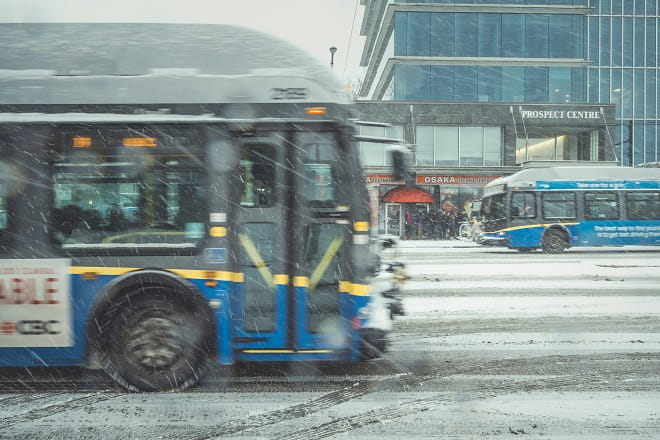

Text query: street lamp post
(329, 46), (337, 70)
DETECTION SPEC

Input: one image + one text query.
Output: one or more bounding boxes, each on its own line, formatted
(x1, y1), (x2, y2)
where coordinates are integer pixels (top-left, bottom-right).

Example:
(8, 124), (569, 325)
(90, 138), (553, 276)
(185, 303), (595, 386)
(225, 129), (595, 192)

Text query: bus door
(292, 131), (352, 351)
(232, 129), (352, 354)
(233, 138), (289, 349)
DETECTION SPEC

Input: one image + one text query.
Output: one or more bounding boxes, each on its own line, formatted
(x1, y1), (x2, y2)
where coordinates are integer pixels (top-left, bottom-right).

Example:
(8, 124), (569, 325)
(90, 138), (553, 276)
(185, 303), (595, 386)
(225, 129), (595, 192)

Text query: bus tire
(360, 328), (388, 360)
(99, 289), (213, 392)
(542, 228), (568, 254)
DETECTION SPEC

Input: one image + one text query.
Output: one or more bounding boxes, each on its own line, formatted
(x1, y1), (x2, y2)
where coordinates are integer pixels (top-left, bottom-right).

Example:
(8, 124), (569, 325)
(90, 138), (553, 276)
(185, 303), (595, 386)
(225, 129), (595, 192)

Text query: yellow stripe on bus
(68, 267), (370, 297)
(69, 267), (235, 281)
(350, 283), (370, 296)
(338, 281), (370, 296)
(241, 349), (333, 354)
(496, 222), (579, 233)
(294, 276), (309, 287)
(69, 266), (138, 276)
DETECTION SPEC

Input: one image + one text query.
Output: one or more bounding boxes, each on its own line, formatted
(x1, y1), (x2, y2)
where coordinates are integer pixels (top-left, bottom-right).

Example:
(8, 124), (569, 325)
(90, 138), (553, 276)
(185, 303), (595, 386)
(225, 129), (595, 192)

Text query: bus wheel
(360, 328), (388, 360)
(101, 291), (212, 392)
(542, 229), (568, 254)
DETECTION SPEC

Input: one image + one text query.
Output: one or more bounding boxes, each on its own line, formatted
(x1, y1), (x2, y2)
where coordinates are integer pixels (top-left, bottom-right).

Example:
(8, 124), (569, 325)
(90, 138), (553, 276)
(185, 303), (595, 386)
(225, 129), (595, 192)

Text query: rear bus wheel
(100, 291), (213, 392)
(542, 229), (568, 254)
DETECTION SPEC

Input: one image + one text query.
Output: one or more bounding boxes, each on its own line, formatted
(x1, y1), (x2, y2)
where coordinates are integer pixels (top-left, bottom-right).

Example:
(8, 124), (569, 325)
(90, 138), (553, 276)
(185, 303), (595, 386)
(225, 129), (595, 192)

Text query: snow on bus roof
(0, 112), (225, 123)
(0, 112), (339, 123)
(0, 23), (351, 105)
(487, 166), (660, 189)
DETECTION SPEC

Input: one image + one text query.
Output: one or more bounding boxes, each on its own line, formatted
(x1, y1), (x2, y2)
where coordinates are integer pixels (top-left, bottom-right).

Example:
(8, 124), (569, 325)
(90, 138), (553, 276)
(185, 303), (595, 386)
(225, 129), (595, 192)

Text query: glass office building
(359, 0), (659, 167)
(587, 1), (659, 166)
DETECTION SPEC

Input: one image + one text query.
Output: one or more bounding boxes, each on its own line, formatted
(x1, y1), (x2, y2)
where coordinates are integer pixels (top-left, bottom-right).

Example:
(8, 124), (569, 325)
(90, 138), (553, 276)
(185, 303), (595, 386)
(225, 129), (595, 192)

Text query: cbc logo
(0, 320), (61, 335)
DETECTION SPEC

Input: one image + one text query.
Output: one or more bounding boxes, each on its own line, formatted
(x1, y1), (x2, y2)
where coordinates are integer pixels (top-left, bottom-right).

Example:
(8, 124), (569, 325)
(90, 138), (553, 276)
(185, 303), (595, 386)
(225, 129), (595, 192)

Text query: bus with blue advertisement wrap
(0, 23), (405, 391)
(478, 166), (660, 253)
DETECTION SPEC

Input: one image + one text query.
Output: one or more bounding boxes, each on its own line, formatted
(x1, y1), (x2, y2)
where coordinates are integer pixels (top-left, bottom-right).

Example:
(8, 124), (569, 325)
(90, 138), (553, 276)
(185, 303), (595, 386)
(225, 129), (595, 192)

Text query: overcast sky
(1, 0), (365, 82)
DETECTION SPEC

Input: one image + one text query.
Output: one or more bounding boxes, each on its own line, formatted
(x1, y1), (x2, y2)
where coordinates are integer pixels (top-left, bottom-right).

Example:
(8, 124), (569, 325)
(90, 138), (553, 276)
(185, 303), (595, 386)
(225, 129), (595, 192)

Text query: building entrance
(385, 203), (402, 237)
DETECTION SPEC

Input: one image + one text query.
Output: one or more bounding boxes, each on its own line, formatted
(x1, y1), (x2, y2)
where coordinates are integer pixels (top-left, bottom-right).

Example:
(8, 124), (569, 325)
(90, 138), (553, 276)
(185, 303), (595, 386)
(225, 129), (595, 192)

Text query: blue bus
(478, 166), (660, 253)
(0, 23), (405, 391)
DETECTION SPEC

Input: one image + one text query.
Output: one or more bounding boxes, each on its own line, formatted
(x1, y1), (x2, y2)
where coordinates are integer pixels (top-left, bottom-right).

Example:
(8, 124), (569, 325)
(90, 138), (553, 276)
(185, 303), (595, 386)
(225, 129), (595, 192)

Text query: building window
(515, 130), (601, 164)
(484, 127), (502, 166)
(436, 126), (459, 166)
(395, 12), (584, 60)
(415, 125), (501, 167)
(395, 64), (585, 102)
(0, 183), (5, 231)
(358, 125), (404, 167)
(460, 127), (483, 166)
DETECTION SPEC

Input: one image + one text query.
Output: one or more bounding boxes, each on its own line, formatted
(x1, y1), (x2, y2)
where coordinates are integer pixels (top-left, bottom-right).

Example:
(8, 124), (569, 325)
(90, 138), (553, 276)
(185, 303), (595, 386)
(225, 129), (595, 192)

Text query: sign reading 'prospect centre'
(519, 109), (601, 119)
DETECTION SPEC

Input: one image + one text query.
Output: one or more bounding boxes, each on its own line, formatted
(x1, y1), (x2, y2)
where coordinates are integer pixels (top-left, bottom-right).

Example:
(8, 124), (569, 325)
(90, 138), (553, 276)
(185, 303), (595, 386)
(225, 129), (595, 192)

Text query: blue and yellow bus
(478, 166), (660, 253)
(0, 23), (405, 391)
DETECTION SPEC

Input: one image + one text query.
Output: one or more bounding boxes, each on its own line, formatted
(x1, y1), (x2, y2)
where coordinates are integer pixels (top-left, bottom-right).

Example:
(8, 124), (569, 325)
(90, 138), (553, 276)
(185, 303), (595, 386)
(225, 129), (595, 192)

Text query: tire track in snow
(0, 392), (121, 429)
(169, 356), (566, 439)
(0, 392), (68, 407)
(171, 376), (409, 440)
(270, 368), (660, 439)
(273, 395), (446, 440)
(0, 381), (112, 393)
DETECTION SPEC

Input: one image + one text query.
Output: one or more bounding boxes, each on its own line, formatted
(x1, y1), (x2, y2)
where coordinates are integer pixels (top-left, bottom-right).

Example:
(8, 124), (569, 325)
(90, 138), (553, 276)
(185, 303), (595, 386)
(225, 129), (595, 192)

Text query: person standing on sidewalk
(404, 209), (413, 239)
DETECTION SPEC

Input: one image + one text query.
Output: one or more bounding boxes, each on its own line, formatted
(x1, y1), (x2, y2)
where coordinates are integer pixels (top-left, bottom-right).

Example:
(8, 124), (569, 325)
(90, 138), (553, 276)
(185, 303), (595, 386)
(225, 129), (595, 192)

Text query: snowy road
(1, 243), (659, 439)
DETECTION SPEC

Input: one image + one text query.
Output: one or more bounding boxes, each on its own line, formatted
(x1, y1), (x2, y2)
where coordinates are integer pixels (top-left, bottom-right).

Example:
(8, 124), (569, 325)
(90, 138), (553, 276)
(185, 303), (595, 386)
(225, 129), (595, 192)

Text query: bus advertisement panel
(0, 259), (71, 347)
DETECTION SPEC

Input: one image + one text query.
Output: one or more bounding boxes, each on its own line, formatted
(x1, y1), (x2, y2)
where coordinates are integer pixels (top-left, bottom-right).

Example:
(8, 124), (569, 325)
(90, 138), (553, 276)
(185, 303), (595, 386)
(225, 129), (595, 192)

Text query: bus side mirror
(389, 145), (409, 181)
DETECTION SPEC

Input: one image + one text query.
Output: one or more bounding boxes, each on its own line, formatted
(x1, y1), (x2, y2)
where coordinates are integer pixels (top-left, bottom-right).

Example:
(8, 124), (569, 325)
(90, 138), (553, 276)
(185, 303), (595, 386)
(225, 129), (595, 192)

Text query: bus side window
(627, 191), (660, 220)
(240, 145), (275, 208)
(299, 133), (341, 207)
(511, 192), (536, 218)
(585, 192), (619, 220)
(175, 182), (204, 227)
(542, 192), (577, 220)
(0, 182), (10, 251)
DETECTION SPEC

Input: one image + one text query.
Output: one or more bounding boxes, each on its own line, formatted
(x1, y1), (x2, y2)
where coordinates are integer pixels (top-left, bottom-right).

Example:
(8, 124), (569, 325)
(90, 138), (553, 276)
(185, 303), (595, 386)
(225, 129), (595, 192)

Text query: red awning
(382, 186), (434, 203)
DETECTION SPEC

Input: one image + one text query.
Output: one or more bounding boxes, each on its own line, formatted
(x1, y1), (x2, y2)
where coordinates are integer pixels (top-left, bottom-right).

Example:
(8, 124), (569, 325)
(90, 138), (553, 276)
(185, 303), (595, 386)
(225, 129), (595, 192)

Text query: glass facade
(397, 0), (587, 4)
(395, 64), (586, 102)
(395, 12), (584, 59)
(515, 130), (600, 163)
(385, 0), (659, 165)
(358, 0), (660, 169)
(586, 0), (659, 166)
(415, 125), (502, 166)
(393, 10), (586, 103)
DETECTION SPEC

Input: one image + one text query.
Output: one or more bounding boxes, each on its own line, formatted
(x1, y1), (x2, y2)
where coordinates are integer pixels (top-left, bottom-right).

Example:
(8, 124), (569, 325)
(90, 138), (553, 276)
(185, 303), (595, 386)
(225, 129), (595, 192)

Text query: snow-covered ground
(1, 244), (659, 439)
(403, 296), (660, 319)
